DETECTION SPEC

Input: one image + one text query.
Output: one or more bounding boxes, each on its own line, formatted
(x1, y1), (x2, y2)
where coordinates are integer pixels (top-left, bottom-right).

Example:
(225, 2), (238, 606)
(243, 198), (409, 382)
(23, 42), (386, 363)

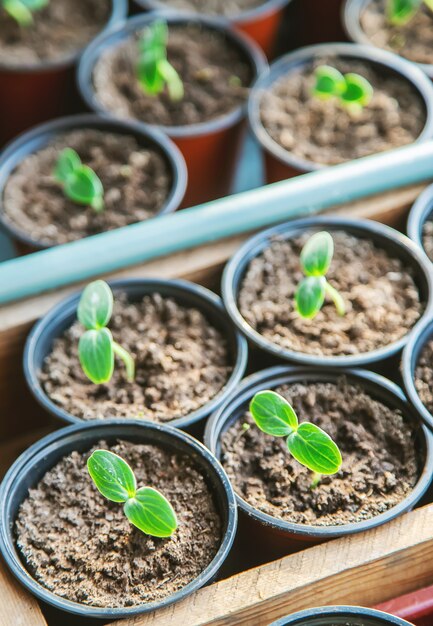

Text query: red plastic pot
(132, 0), (292, 58)
(248, 43), (433, 184)
(295, 0), (347, 45)
(376, 586), (433, 626)
(0, 2), (127, 148)
(78, 13), (266, 208)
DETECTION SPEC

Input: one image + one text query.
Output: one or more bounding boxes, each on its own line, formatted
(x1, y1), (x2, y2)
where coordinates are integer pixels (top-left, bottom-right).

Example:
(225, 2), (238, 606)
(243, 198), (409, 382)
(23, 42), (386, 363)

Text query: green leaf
(124, 486), (178, 538)
(313, 65), (345, 99)
(3, 0), (47, 25)
(341, 73), (373, 107)
(54, 148), (81, 184)
(250, 390), (298, 437)
(300, 231), (334, 277)
(87, 450), (137, 502)
(295, 276), (326, 319)
(77, 280), (113, 330)
(78, 328), (114, 384)
(387, 0), (421, 24)
(63, 165), (104, 209)
(287, 422), (342, 475)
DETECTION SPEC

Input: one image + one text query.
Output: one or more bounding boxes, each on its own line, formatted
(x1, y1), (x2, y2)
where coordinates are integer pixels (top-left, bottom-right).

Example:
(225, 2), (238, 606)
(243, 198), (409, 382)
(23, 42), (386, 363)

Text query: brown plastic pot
(204, 366), (433, 563)
(132, 0), (293, 58)
(0, 114), (188, 255)
(0, 1), (127, 147)
(78, 13), (267, 208)
(248, 42), (433, 183)
(295, 0), (347, 45)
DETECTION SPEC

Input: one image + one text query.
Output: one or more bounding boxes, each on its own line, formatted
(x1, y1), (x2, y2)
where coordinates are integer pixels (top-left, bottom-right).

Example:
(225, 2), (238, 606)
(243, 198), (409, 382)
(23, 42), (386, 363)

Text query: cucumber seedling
(137, 20), (184, 102)
(295, 231), (346, 319)
(387, 0), (433, 25)
(249, 390), (342, 488)
(54, 148), (104, 213)
(2, 0), (47, 26)
(88, 449), (178, 538)
(77, 280), (135, 385)
(313, 65), (373, 112)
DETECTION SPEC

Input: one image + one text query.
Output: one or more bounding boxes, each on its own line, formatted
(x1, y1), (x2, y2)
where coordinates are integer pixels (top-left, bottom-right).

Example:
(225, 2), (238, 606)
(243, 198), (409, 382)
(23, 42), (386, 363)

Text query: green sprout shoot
(387, 0), (433, 25)
(78, 280), (135, 385)
(250, 390), (342, 487)
(137, 20), (184, 102)
(2, 0), (47, 26)
(54, 148), (104, 213)
(313, 65), (373, 112)
(295, 231), (346, 320)
(88, 450), (178, 538)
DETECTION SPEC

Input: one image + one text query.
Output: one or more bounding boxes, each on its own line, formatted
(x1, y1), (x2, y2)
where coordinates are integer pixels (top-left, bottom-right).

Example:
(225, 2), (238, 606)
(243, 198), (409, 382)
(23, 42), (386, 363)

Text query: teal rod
(1, 140), (433, 305)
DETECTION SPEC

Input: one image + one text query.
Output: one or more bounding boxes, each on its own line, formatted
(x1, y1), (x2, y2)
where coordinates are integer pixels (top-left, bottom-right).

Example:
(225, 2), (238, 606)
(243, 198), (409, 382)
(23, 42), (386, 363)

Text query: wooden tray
(0, 183), (430, 626)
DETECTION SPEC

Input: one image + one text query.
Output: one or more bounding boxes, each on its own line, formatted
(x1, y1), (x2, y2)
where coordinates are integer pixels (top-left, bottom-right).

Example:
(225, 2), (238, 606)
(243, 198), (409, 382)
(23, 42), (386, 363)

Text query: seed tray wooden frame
(0, 183), (430, 626)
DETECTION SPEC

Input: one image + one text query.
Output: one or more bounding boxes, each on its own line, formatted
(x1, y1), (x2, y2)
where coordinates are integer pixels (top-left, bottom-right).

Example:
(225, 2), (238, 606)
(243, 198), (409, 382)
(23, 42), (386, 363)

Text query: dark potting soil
(260, 57), (425, 165)
(16, 439), (222, 607)
(40, 292), (232, 421)
(0, 0), (111, 66)
(2, 130), (172, 246)
(415, 340), (433, 414)
(221, 379), (420, 526)
(360, 0), (433, 67)
(92, 23), (253, 127)
(154, 0), (264, 16)
(422, 220), (433, 263)
(238, 231), (423, 357)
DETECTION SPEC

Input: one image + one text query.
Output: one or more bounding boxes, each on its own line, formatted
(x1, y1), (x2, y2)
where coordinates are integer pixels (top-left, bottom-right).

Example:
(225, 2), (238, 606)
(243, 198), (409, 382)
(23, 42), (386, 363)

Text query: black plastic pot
(270, 606), (413, 625)
(0, 114), (188, 254)
(24, 278), (248, 430)
(248, 42), (433, 183)
(77, 12), (267, 207)
(0, 419), (237, 619)
(343, 0), (433, 80)
(0, 1), (128, 146)
(204, 365), (433, 560)
(407, 183), (433, 255)
(222, 216), (433, 368)
(401, 316), (433, 432)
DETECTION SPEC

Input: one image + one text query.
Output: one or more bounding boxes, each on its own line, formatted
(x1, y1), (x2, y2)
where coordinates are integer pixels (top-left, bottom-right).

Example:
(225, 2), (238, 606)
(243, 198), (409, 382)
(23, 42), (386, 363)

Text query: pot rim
(248, 42), (433, 173)
(24, 277), (248, 429)
(221, 216), (433, 367)
(407, 182), (433, 252)
(77, 11), (267, 139)
(270, 605), (413, 625)
(343, 0), (433, 79)
(0, 113), (188, 251)
(0, 419), (238, 619)
(0, 0), (128, 74)
(204, 364), (433, 539)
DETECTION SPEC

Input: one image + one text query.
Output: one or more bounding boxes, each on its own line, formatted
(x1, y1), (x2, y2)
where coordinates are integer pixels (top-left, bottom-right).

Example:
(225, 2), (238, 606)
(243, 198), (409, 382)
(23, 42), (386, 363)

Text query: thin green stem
(310, 472), (322, 489)
(158, 59), (184, 102)
(113, 342), (135, 383)
(324, 280), (346, 316)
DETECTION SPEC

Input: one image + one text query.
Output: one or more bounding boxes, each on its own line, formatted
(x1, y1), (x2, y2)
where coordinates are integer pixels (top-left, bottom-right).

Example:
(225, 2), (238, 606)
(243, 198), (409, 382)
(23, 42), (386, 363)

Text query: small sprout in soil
(77, 280), (135, 385)
(387, 0), (433, 25)
(88, 450), (178, 538)
(2, 0), (47, 26)
(54, 148), (104, 213)
(137, 20), (184, 102)
(313, 65), (373, 112)
(249, 390), (343, 486)
(295, 231), (346, 319)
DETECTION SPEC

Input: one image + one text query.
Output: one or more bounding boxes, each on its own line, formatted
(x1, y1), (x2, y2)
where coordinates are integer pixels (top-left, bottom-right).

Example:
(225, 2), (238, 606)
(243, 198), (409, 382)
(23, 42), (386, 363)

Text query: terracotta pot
(248, 43), (433, 183)
(77, 13), (267, 207)
(376, 586), (433, 626)
(0, 1), (127, 147)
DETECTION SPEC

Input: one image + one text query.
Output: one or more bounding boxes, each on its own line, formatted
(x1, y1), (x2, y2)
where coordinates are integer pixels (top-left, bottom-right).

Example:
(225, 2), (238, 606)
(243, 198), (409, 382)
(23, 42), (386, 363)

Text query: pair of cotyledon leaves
(54, 148), (104, 213)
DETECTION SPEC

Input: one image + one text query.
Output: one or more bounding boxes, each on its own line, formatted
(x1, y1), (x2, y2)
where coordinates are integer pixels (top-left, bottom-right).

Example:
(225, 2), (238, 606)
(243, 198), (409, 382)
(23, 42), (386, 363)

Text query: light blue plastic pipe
(1, 140), (433, 305)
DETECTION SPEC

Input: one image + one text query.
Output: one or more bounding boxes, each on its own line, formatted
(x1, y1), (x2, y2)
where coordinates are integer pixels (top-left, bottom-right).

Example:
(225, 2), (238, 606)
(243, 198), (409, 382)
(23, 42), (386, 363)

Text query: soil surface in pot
(92, 23), (253, 127)
(221, 378), (420, 525)
(16, 439), (221, 607)
(40, 292), (232, 421)
(238, 230), (423, 357)
(0, 0), (111, 66)
(422, 219), (433, 263)
(152, 0), (264, 17)
(360, 0), (433, 67)
(3, 129), (172, 246)
(415, 339), (433, 415)
(260, 57), (425, 165)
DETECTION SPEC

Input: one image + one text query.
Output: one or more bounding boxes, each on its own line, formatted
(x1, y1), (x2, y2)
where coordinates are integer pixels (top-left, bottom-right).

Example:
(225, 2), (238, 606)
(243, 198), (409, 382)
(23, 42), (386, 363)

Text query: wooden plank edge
(0, 558), (48, 626)
(111, 504), (433, 626)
